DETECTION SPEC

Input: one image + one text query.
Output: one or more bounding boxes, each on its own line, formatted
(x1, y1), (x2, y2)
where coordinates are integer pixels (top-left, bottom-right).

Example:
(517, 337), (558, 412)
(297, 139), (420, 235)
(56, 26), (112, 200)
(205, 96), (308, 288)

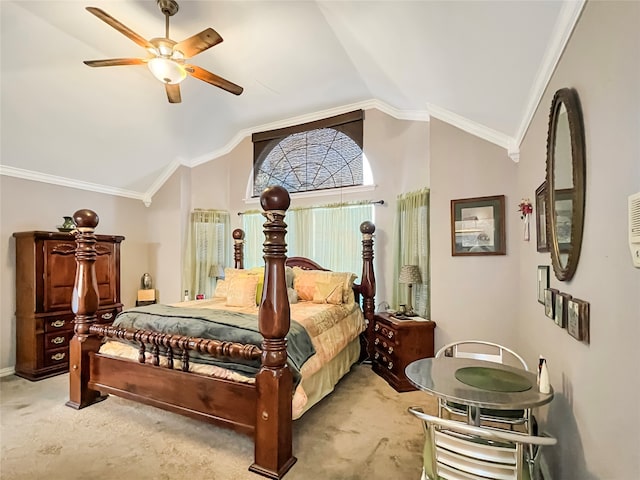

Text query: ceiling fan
(83, 0), (243, 103)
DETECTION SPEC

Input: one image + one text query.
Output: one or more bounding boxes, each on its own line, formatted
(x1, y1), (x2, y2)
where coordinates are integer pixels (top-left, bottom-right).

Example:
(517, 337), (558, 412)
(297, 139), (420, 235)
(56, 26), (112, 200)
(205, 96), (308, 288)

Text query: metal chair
(408, 407), (556, 480)
(435, 341), (531, 431)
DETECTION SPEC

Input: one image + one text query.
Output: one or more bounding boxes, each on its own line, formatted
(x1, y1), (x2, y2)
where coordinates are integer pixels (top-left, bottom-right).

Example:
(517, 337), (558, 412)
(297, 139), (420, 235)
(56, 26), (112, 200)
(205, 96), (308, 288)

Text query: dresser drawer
(97, 308), (119, 323)
(44, 331), (72, 350)
(43, 347), (68, 367)
(44, 315), (75, 333)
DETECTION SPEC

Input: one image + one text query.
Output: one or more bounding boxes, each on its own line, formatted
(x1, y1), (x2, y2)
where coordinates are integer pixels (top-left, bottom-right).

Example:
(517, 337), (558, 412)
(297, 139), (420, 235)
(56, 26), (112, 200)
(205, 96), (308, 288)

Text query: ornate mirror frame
(545, 88), (586, 281)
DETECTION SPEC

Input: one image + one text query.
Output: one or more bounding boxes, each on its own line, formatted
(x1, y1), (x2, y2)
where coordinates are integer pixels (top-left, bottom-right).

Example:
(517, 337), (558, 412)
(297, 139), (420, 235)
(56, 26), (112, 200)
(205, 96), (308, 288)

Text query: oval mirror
(545, 88), (586, 281)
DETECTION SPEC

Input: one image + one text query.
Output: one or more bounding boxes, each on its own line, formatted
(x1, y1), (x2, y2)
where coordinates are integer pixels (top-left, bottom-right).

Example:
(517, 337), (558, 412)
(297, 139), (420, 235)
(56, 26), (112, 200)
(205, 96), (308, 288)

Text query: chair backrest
(435, 340), (529, 371)
(408, 407), (556, 480)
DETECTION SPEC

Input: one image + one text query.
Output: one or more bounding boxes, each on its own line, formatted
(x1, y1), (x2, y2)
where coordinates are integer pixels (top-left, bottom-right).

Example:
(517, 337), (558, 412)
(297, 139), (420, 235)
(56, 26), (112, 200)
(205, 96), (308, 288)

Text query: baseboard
(0, 366), (16, 377)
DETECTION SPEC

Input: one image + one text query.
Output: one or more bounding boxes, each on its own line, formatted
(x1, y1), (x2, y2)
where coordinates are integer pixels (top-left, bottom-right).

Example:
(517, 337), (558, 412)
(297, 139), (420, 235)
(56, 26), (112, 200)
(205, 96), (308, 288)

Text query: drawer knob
(52, 320), (65, 328)
(51, 352), (66, 361)
(374, 324), (380, 332)
(387, 331), (393, 339)
(374, 352), (380, 360)
(388, 346), (394, 355)
(101, 312), (113, 320)
(388, 362), (393, 370)
(374, 338), (379, 345)
(52, 336), (65, 345)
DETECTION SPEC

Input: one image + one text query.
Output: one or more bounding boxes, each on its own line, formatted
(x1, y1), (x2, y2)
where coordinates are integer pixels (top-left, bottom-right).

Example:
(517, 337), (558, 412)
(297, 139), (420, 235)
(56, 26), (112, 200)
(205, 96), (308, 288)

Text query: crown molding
(426, 102), (519, 161)
(142, 159), (185, 206)
(0, 165), (146, 201)
(514, 0), (586, 145)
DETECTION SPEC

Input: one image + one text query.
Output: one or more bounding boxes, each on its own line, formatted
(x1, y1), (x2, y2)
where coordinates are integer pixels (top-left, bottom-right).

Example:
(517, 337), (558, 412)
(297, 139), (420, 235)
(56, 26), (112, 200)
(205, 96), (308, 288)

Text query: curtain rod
(237, 199), (384, 216)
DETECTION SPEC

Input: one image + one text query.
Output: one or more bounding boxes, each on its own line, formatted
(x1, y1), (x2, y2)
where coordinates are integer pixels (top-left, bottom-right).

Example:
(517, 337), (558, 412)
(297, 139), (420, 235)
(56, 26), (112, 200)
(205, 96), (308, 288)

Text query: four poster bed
(66, 186), (376, 479)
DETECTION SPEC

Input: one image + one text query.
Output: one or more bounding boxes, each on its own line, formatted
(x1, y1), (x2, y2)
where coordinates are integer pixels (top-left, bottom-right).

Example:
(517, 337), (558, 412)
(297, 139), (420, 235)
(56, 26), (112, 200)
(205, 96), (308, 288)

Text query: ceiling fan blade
(186, 65), (243, 96)
(165, 84), (182, 104)
(174, 28), (223, 58)
(84, 58), (146, 67)
(86, 7), (155, 51)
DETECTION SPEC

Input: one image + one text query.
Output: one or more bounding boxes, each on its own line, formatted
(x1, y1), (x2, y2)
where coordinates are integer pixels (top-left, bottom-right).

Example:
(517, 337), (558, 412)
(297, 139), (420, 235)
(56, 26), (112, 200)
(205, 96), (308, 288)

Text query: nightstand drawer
(374, 336), (397, 357)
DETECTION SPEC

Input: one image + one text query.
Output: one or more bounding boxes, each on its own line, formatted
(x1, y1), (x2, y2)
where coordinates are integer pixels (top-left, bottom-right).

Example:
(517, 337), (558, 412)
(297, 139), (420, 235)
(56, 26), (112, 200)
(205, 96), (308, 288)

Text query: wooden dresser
(13, 231), (125, 380)
(371, 312), (436, 392)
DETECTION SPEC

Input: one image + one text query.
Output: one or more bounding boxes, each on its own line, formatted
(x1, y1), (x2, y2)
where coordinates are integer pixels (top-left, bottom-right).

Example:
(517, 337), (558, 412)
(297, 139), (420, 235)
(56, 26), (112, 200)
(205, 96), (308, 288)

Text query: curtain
(242, 202), (373, 277)
(183, 209), (230, 300)
(393, 188), (430, 318)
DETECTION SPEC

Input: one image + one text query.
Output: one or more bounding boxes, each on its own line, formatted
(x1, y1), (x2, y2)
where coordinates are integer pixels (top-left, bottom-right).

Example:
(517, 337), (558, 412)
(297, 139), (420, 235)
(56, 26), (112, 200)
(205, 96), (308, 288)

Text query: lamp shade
(398, 265), (421, 284)
(208, 264), (224, 278)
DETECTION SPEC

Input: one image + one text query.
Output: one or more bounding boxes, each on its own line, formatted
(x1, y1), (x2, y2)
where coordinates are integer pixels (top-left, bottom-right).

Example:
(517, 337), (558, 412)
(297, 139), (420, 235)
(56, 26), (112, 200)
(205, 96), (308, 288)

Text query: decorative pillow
(225, 275), (259, 308)
(287, 287), (299, 304)
(213, 279), (228, 298)
(285, 266), (294, 289)
(292, 267), (357, 304)
(225, 267), (265, 305)
(312, 280), (344, 305)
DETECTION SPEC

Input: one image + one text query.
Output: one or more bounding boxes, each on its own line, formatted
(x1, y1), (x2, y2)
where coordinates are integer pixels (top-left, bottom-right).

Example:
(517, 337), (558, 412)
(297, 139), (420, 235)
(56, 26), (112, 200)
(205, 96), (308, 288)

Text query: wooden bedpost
(360, 221), (376, 360)
(233, 228), (245, 269)
(250, 186), (296, 479)
(66, 209), (105, 409)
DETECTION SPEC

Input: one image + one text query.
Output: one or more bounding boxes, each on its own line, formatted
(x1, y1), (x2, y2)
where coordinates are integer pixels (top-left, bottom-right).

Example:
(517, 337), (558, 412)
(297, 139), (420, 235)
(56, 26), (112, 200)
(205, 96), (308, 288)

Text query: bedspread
(107, 303), (315, 384)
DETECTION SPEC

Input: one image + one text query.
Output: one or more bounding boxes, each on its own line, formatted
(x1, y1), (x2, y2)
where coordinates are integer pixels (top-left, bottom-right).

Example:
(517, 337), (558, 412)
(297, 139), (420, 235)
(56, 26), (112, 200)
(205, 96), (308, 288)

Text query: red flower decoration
(518, 198), (533, 219)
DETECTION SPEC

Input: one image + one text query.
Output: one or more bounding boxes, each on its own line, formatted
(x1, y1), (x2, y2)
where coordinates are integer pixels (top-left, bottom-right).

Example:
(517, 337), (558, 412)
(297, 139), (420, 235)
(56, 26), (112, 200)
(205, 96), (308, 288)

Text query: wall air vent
(629, 192), (640, 267)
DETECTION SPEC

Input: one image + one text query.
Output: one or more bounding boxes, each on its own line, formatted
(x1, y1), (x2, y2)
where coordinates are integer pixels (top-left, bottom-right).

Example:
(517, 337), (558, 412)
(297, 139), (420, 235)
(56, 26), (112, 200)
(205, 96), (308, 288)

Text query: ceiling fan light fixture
(147, 57), (186, 84)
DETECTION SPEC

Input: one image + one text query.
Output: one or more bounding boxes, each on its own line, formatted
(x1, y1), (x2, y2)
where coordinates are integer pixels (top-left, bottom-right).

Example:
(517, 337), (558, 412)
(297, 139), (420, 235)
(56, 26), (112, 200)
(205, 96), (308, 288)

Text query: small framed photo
(567, 298), (590, 343)
(544, 288), (557, 319)
(537, 266), (550, 304)
(535, 182), (549, 252)
(450, 195), (506, 256)
(554, 292), (572, 328)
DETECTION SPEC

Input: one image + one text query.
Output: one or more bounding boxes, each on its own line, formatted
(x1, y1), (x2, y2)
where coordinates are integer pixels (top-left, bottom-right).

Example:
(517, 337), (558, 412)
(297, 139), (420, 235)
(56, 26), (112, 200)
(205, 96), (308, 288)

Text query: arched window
(252, 110), (364, 197)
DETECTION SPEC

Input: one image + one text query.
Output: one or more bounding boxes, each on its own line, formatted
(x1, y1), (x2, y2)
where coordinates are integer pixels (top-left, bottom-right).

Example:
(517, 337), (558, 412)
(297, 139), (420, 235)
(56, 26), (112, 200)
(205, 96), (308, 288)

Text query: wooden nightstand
(371, 312), (436, 392)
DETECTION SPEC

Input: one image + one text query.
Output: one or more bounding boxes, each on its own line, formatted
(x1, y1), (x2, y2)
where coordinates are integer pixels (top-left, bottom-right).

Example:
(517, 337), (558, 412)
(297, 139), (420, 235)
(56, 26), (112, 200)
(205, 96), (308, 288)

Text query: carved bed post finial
(360, 221), (376, 359)
(233, 228), (245, 269)
(250, 186), (297, 478)
(66, 209), (105, 409)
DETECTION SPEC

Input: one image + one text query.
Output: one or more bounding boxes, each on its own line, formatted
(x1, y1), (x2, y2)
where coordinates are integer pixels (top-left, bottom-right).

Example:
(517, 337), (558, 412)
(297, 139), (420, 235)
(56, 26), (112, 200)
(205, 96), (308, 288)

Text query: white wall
(0, 176), (152, 371)
(429, 119), (520, 348)
(515, 2), (640, 479)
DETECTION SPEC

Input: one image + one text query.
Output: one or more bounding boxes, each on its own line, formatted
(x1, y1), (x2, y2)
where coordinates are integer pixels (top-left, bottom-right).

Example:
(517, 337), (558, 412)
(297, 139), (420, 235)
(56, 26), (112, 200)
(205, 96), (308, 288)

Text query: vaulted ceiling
(0, 1), (584, 204)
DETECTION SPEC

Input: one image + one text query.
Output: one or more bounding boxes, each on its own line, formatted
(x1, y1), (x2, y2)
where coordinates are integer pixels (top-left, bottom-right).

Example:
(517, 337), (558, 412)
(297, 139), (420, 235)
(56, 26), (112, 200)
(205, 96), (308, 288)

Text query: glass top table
(405, 357), (554, 426)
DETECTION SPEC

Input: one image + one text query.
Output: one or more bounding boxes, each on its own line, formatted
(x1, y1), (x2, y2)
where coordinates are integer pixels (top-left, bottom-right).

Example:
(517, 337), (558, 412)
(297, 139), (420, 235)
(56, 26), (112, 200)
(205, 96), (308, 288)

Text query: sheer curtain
(242, 202), (373, 276)
(393, 188), (430, 318)
(183, 209), (230, 300)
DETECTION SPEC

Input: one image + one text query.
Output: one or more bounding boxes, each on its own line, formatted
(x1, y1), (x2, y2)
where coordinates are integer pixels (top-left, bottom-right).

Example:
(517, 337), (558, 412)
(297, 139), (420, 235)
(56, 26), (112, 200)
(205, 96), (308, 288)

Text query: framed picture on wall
(554, 292), (572, 328)
(535, 182), (549, 252)
(544, 288), (557, 319)
(537, 265), (550, 304)
(450, 195), (506, 256)
(567, 298), (590, 343)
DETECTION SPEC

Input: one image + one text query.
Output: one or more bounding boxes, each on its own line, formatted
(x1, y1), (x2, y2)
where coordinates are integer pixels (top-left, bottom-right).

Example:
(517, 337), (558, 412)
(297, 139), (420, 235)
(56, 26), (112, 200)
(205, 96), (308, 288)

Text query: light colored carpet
(0, 364), (437, 480)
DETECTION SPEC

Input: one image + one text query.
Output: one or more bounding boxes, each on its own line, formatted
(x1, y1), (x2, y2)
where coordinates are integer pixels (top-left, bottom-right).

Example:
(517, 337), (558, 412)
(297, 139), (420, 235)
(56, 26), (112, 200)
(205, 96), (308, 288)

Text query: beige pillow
(226, 275), (259, 307)
(312, 280), (344, 305)
(292, 267), (357, 304)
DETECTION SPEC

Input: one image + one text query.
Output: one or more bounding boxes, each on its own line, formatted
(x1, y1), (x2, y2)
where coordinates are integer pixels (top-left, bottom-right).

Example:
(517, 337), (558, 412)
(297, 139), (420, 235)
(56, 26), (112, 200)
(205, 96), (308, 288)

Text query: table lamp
(398, 264), (421, 316)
